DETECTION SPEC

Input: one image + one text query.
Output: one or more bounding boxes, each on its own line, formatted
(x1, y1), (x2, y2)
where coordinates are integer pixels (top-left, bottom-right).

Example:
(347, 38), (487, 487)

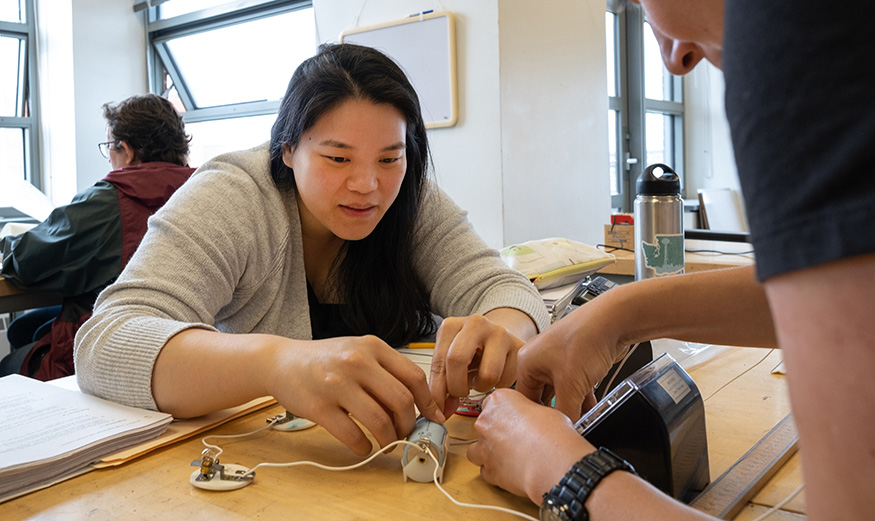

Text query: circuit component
(402, 417), (448, 483)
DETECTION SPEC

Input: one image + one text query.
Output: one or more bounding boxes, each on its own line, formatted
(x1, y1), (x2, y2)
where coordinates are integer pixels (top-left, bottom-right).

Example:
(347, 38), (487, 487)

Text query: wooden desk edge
(600, 249), (754, 277)
(0, 276), (64, 314)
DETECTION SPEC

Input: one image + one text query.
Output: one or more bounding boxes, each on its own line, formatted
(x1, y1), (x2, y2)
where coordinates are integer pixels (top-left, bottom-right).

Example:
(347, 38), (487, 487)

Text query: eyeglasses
(98, 140), (119, 159)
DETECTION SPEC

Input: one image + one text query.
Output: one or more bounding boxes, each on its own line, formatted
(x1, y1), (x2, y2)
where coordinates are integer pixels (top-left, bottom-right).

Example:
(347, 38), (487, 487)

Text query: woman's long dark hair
(270, 43), (435, 346)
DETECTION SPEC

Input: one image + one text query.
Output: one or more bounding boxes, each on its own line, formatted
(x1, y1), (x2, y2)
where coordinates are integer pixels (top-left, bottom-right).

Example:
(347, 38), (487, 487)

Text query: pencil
(407, 342), (435, 349)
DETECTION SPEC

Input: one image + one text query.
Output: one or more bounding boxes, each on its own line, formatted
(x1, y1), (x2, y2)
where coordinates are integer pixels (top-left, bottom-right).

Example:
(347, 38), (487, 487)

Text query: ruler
(689, 412), (799, 519)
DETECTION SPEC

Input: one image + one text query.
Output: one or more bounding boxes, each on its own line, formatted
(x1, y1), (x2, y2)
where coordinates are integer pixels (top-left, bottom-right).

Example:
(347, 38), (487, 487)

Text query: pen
(408, 9), (433, 18)
(407, 342), (435, 349)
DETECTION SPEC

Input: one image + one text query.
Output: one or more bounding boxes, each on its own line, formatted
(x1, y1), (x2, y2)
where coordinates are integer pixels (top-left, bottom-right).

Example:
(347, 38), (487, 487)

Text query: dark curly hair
(269, 43), (435, 346)
(102, 93), (191, 165)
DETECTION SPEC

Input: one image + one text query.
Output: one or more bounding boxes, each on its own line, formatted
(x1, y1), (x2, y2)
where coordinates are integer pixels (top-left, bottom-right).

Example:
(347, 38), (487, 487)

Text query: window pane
(605, 12), (617, 98)
(184, 114), (276, 167)
(643, 21), (671, 101)
(0, 0), (24, 23)
(608, 109), (619, 196)
(645, 112), (674, 168)
(0, 35), (25, 117)
(0, 127), (26, 185)
(164, 9), (315, 108)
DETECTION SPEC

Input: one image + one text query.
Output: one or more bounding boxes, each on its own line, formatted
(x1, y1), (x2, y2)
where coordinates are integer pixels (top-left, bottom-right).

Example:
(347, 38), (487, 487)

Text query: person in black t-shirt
(468, 2), (875, 520)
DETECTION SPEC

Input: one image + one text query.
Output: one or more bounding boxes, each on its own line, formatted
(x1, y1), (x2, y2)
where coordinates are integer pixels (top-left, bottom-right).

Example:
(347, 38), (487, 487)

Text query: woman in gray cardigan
(75, 43), (550, 456)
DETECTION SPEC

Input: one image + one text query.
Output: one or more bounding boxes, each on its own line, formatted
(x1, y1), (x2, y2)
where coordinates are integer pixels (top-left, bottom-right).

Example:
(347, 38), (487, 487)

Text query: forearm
(602, 265), (776, 350)
(152, 329), (288, 417)
(585, 470), (715, 521)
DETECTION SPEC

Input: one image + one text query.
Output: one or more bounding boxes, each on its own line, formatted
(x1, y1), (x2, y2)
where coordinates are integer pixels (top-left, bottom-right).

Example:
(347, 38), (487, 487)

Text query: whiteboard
(340, 11), (458, 128)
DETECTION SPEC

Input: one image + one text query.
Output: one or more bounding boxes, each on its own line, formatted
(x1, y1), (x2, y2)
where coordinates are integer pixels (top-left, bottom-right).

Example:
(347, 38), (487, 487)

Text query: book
(0, 374), (172, 502)
(0, 374), (278, 503)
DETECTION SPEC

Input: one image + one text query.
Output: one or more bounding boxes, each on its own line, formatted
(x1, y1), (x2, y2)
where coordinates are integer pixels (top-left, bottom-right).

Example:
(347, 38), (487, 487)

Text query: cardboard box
(604, 224), (634, 249)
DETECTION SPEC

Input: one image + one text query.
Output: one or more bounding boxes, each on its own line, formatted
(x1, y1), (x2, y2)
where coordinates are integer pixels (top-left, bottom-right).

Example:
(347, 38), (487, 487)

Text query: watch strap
(541, 447), (637, 521)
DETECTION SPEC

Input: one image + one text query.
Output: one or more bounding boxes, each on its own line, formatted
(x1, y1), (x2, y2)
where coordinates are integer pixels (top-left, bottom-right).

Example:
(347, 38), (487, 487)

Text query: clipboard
(340, 11), (458, 128)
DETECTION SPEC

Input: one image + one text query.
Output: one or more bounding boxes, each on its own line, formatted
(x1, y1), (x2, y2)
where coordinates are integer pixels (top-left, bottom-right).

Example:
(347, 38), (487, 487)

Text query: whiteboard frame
(339, 11), (458, 129)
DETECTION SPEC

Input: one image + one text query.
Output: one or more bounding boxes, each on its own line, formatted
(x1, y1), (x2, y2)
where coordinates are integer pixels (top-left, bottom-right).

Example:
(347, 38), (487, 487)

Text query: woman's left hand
(428, 308), (535, 418)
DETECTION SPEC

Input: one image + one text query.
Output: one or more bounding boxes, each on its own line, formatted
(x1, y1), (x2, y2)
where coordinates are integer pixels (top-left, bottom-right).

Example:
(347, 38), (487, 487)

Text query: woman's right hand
(267, 334), (446, 456)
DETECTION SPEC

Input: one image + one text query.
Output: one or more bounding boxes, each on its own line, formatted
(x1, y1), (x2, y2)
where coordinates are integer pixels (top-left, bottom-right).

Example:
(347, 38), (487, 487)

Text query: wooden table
(600, 239), (755, 278)
(0, 277), (62, 314)
(0, 347), (802, 520)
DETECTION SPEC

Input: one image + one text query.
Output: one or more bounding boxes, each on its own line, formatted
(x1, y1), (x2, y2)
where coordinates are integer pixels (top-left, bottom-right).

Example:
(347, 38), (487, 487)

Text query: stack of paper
(0, 374), (172, 502)
(540, 280), (590, 323)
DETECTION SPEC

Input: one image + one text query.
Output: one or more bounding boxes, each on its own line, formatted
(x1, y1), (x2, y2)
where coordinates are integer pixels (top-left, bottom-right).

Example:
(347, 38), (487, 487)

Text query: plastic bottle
(634, 163), (684, 281)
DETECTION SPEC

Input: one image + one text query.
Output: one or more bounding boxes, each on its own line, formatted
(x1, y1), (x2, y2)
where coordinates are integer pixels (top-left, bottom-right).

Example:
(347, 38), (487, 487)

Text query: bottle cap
(637, 163), (680, 195)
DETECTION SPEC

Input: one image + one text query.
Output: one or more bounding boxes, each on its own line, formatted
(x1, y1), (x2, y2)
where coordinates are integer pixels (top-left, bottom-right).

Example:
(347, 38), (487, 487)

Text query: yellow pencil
(407, 342), (435, 349)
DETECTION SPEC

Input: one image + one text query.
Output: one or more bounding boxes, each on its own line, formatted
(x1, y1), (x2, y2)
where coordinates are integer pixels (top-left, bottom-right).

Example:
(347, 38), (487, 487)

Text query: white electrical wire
(243, 439), (407, 476)
(197, 422), (537, 520)
(201, 421), (276, 460)
(423, 445), (538, 521)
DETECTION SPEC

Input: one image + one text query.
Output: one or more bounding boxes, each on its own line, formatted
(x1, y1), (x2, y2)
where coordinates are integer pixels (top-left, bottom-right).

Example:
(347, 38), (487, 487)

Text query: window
(146, 0), (315, 166)
(606, 1), (684, 213)
(0, 0), (40, 190)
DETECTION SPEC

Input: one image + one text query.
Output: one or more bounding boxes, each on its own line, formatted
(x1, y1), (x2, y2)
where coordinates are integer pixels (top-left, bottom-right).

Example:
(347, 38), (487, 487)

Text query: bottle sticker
(657, 368), (690, 404)
(641, 234), (684, 275)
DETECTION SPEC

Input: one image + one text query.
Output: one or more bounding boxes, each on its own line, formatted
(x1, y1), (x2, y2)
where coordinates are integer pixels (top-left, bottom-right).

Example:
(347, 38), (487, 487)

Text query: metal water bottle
(634, 163), (684, 281)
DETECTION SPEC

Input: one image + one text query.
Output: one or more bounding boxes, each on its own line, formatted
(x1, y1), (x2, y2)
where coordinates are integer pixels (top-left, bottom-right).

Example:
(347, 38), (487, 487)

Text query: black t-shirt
(307, 282), (354, 340)
(724, 0), (875, 281)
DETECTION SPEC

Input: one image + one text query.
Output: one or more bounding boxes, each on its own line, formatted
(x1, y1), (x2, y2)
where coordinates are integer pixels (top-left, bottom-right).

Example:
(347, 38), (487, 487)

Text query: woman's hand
(267, 334), (445, 456)
(428, 308), (536, 418)
(467, 388), (595, 503)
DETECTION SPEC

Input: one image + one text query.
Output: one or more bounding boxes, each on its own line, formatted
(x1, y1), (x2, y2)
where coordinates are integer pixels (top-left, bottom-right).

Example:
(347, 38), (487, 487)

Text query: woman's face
(636, 0), (724, 74)
(283, 98), (408, 243)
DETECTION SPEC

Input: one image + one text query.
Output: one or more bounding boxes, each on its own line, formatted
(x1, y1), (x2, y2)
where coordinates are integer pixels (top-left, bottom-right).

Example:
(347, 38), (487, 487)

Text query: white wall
(35, 0), (76, 206)
(497, 0), (609, 247)
(40, 0), (147, 203)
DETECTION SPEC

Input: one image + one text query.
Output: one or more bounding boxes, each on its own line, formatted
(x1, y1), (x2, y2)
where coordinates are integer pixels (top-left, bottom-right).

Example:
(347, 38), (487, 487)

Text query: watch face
(540, 500), (571, 521)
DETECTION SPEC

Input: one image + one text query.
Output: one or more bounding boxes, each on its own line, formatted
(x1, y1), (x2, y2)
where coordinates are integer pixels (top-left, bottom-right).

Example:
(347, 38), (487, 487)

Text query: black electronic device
(575, 353), (710, 503)
(571, 275), (617, 305)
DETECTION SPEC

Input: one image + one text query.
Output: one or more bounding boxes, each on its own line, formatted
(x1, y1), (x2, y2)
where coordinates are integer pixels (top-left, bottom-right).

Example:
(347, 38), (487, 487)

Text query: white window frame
(144, 0), (313, 124)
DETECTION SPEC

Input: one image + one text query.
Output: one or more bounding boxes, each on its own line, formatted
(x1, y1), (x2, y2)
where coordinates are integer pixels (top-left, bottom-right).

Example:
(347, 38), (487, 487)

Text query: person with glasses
(0, 93), (194, 380)
(97, 140), (119, 159)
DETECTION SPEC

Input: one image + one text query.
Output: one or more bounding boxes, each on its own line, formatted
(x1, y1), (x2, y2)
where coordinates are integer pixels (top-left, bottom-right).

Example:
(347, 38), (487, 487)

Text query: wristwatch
(540, 447), (637, 521)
